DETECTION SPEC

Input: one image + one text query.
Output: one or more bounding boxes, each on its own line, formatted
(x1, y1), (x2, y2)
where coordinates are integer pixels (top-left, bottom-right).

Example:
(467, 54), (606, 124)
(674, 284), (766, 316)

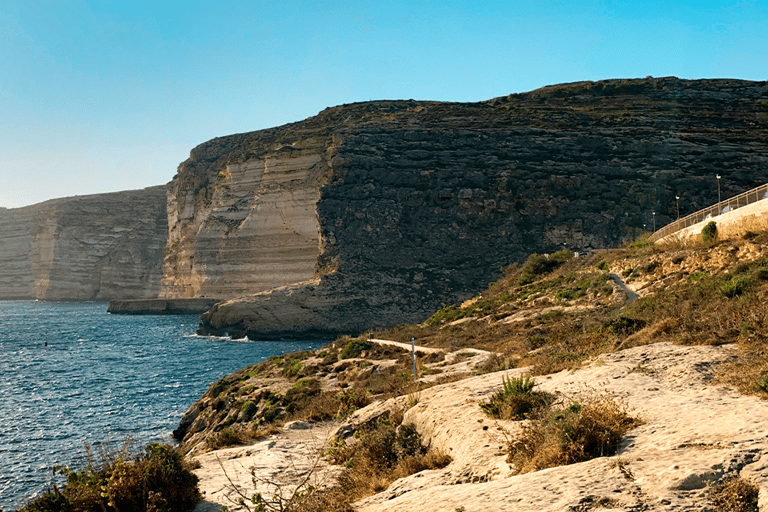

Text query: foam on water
(0, 301), (322, 510)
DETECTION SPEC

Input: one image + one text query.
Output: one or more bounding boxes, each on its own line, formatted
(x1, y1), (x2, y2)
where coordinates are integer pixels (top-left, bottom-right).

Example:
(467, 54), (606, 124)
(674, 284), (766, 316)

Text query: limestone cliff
(159, 77), (768, 338)
(0, 187), (167, 301)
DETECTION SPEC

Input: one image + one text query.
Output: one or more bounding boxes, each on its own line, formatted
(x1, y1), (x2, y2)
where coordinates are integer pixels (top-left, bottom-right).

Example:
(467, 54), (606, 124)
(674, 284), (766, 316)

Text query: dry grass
(295, 418), (452, 511)
(508, 394), (641, 474)
(710, 476), (760, 512)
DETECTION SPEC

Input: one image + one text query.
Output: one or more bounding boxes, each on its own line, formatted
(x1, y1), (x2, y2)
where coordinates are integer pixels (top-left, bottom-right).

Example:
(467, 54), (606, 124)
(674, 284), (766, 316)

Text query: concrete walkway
(368, 338), (444, 355)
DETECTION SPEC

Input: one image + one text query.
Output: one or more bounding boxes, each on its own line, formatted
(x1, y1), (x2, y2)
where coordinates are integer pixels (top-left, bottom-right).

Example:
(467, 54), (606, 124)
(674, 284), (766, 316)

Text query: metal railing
(650, 183), (768, 242)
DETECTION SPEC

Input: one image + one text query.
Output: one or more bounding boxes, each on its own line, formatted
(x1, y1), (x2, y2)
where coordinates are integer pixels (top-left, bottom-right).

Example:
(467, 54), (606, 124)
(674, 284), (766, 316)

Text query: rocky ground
(190, 341), (768, 512)
(180, 229), (768, 512)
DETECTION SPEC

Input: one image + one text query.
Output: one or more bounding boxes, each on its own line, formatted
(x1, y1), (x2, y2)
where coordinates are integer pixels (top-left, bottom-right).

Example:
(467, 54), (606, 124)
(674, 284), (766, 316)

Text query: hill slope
(182, 225), (768, 511)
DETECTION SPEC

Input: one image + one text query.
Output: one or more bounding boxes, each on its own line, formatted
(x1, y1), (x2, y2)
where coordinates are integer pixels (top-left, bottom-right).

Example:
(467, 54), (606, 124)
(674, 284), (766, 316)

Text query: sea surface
(0, 301), (322, 511)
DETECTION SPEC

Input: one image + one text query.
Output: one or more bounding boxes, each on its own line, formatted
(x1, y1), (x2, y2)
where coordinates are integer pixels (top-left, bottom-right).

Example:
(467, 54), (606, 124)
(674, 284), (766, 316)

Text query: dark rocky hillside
(167, 77), (768, 338)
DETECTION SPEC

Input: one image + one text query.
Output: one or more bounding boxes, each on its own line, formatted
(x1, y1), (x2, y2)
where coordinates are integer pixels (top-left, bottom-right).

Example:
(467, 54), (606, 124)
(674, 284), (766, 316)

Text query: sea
(0, 301), (322, 511)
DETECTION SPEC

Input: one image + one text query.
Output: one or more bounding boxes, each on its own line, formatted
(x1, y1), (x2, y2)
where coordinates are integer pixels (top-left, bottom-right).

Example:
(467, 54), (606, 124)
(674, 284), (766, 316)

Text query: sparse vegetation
(19, 441), (199, 512)
(710, 476), (759, 512)
(480, 375), (553, 420)
(340, 338), (374, 359)
(178, 221), (768, 510)
(507, 394), (641, 474)
(518, 249), (574, 285)
(308, 415), (452, 510)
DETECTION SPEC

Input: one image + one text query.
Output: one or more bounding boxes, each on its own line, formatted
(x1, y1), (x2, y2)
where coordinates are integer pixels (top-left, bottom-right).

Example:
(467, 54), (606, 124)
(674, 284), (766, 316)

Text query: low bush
(710, 476), (759, 512)
(719, 275), (753, 298)
(340, 339), (374, 359)
(480, 375), (553, 420)
(241, 400), (258, 421)
(20, 442), (199, 512)
(519, 250), (574, 285)
(702, 221), (718, 242)
(310, 418), (451, 510)
(756, 371), (768, 393)
(425, 305), (469, 326)
(508, 394), (640, 474)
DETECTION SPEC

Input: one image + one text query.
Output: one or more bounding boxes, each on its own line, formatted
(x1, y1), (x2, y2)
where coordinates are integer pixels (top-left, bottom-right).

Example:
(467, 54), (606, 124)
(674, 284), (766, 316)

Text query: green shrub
(340, 339), (374, 359)
(425, 305), (464, 326)
(20, 442), (199, 512)
(627, 234), (653, 250)
(241, 400), (258, 421)
(719, 276), (753, 298)
(702, 221), (718, 242)
(519, 250), (574, 285)
(481, 375), (553, 420)
(595, 261), (608, 271)
(604, 316), (646, 336)
(555, 279), (590, 301)
(756, 371), (768, 393)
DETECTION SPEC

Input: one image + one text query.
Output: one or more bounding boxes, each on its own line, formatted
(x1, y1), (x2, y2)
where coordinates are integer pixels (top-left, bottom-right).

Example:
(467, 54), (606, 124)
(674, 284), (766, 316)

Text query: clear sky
(1, 0), (766, 208)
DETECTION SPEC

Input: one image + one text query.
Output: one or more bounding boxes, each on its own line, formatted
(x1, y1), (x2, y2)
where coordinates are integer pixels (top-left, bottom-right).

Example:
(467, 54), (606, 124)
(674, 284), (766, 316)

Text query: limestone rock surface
(191, 342), (768, 512)
(0, 186), (167, 301)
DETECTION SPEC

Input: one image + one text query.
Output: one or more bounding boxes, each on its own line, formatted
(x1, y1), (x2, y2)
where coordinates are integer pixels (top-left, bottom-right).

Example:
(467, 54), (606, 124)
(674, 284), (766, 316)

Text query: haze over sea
(0, 301), (320, 511)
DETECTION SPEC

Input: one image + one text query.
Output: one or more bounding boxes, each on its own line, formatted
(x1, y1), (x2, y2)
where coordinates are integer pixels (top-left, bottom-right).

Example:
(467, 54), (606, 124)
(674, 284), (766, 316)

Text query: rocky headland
(0, 186), (167, 301)
(161, 77), (768, 339)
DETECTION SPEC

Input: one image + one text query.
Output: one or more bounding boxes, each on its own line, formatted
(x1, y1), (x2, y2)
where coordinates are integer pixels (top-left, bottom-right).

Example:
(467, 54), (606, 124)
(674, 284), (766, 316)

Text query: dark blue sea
(0, 301), (322, 511)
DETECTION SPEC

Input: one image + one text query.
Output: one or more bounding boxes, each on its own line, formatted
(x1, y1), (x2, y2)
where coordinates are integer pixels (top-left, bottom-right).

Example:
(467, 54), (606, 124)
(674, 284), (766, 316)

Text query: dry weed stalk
(217, 428), (338, 512)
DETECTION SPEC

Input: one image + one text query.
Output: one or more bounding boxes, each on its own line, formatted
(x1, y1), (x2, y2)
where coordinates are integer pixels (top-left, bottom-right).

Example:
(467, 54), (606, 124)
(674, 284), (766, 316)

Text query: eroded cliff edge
(0, 186), (167, 301)
(159, 77), (768, 338)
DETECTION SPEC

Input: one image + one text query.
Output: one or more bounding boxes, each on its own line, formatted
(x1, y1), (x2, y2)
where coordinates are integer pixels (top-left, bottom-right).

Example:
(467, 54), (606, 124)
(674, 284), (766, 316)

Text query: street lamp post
(716, 174), (722, 214)
(676, 194), (680, 221)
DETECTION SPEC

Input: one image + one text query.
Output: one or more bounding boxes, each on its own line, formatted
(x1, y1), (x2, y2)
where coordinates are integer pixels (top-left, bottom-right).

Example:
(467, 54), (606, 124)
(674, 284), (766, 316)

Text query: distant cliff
(0, 187), (167, 301)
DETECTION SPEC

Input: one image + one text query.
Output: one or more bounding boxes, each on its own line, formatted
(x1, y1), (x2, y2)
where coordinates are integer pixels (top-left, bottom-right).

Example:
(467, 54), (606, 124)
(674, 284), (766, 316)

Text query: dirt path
(611, 272), (640, 305)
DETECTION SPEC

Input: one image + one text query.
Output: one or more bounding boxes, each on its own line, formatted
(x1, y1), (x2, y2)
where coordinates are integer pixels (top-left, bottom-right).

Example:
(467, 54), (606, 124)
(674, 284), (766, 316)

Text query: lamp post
(716, 174), (722, 214)
(676, 194), (680, 221)
(652, 211), (656, 232)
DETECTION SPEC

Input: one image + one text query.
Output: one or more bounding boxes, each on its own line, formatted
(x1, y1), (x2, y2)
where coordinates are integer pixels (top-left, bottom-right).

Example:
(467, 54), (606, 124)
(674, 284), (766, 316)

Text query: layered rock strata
(0, 187), (167, 301)
(159, 77), (768, 338)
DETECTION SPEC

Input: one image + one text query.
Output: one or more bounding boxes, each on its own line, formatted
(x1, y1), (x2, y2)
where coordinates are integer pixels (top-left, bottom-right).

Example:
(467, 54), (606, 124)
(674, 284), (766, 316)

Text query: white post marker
(411, 337), (417, 378)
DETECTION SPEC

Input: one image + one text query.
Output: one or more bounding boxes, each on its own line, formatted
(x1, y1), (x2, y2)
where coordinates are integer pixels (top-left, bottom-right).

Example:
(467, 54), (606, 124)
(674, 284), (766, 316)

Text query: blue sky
(1, 0), (766, 208)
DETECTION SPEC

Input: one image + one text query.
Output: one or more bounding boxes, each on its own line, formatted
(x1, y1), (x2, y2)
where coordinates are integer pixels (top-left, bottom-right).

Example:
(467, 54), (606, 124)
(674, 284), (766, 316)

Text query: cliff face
(160, 143), (328, 299)
(0, 187), (167, 301)
(160, 77), (768, 338)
